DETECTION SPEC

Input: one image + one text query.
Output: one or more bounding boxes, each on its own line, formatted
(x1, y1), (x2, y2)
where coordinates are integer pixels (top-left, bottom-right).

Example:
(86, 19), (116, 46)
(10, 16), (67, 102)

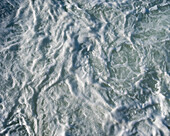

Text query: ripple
(0, 0), (169, 135)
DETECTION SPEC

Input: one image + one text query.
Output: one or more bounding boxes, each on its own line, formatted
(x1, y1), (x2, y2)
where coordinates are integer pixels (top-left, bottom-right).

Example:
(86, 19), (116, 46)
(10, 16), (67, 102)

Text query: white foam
(0, 0), (169, 135)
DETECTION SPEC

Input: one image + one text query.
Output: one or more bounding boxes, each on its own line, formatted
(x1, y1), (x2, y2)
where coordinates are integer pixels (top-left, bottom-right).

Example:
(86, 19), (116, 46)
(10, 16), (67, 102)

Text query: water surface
(0, 0), (169, 135)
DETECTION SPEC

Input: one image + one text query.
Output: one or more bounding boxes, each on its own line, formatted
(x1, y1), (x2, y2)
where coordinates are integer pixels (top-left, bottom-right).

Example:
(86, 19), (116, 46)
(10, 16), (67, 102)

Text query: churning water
(0, 0), (169, 135)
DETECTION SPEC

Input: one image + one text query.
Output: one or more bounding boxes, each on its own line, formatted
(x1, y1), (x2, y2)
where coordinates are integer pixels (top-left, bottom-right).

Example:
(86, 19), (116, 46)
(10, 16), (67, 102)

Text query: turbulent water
(0, 0), (169, 135)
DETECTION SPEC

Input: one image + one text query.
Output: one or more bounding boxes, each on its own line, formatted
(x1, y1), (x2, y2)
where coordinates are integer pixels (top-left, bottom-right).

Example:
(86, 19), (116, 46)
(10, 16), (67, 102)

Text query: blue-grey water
(0, 0), (169, 136)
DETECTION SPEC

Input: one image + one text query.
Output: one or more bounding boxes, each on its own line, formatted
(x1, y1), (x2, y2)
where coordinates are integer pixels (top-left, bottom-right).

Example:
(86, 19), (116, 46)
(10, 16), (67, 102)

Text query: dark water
(0, 0), (169, 135)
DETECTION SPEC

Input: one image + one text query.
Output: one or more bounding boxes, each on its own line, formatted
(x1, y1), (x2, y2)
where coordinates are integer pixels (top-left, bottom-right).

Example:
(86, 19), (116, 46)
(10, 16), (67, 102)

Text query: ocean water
(0, 0), (169, 135)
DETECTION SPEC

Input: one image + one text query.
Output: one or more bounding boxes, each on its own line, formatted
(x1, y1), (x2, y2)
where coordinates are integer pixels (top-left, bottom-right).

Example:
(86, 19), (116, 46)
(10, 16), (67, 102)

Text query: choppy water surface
(0, 0), (170, 135)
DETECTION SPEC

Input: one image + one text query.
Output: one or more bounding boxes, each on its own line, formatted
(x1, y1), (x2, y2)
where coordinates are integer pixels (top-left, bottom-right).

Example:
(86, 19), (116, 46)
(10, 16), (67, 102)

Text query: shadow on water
(0, 0), (20, 23)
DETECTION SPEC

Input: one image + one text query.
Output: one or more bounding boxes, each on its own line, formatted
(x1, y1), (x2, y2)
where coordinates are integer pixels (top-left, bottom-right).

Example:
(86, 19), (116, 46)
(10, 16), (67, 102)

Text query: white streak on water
(0, 0), (169, 135)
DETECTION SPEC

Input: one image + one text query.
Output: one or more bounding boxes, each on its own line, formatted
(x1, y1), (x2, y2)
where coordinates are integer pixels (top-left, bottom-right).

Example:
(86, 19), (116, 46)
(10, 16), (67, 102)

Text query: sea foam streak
(0, 0), (169, 135)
